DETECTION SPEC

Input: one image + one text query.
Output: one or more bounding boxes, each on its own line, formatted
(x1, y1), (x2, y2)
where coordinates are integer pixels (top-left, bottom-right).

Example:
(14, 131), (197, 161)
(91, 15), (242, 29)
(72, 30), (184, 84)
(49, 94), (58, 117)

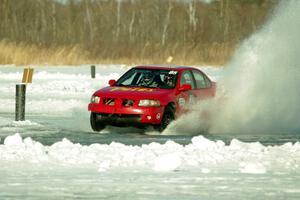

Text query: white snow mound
(1, 133), (300, 173)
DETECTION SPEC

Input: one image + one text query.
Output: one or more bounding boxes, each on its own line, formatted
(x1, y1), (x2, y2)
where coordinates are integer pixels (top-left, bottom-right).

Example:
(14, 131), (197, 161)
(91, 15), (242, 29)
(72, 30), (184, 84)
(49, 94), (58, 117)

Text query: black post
(91, 65), (96, 79)
(15, 84), (26, 121)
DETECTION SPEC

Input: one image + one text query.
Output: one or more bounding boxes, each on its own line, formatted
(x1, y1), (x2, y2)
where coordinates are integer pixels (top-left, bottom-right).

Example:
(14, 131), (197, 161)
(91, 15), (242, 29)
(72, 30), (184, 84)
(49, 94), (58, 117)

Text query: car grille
(103, 98), (115, 106)
(122, 99), (135, 107)
(103, 98), (135, 107)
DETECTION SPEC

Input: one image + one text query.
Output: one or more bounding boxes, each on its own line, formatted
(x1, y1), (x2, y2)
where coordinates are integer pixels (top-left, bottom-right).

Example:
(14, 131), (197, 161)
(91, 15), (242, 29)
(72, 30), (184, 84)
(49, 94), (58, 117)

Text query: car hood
(93, 86), (173, 100)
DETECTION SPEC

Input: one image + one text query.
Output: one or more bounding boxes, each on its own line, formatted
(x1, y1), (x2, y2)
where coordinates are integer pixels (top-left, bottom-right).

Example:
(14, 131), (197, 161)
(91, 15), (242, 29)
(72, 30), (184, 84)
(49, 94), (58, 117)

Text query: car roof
(133, 65), (197, 71)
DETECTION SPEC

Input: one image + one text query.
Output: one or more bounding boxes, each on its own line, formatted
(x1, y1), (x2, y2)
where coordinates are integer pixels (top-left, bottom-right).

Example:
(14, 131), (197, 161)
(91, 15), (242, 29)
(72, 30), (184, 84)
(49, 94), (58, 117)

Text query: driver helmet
(164, 74), (175, 87)
(141, 72), (154, 85)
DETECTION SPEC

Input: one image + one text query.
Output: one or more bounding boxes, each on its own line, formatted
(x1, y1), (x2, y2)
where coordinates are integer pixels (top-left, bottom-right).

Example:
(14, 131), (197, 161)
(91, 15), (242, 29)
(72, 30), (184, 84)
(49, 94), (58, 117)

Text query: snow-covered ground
(0, 65), (300, 199)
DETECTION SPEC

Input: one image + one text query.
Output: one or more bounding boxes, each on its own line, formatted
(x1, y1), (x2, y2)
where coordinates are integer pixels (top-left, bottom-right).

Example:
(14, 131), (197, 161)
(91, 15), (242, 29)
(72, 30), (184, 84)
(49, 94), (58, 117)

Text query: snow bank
(1, 134), (299, 173)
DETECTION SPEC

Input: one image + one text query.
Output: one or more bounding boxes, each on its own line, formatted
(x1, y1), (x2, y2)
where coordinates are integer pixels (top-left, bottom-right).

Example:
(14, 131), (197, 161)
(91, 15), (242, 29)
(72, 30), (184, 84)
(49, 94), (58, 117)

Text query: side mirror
(179, 84), (192, 91)
(108, 79), (116, 86)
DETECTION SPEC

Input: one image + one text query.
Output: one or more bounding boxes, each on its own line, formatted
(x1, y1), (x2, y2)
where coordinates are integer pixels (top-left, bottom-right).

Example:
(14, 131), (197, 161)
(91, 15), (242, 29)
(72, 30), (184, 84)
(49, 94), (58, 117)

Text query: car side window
(180, 70), (195, 89)
(192, 70), (211, 89)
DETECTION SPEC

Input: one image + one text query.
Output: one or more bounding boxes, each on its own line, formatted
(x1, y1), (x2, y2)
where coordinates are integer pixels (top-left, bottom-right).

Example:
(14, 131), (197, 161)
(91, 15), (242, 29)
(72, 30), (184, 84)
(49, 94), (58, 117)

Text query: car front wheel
(155, 106), (175, 132)
(90, 112), (105, 132)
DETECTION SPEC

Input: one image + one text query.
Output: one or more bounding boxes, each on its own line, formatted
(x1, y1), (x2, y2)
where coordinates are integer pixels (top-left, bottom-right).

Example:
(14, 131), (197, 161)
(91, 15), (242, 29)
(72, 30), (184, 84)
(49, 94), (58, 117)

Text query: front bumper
(88, 103), (165, 126)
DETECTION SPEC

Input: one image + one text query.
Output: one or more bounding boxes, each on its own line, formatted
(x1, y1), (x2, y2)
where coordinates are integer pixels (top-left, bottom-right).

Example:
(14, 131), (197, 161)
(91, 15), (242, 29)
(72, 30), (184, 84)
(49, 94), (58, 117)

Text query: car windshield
(116, 68), (178, 89)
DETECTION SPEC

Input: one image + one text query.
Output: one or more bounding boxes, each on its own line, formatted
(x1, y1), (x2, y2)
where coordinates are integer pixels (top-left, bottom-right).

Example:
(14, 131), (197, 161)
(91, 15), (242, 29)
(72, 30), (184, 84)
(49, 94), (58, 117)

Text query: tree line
(0, 0), (278, 65)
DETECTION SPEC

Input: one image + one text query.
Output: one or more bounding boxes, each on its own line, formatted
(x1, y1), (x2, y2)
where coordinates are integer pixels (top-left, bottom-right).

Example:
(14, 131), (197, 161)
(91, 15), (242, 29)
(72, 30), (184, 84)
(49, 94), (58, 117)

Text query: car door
(177, 70), (196, 106)
(190, 69), (215, 100)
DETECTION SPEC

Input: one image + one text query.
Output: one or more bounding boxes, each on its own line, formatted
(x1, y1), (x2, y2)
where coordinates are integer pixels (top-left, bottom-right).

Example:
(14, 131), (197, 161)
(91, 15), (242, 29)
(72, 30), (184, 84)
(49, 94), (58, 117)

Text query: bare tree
(52, 1), (57, 42)
(162, 2), (173, 46)
(85, 0), (94, 44)
(115, 0), (121, 42)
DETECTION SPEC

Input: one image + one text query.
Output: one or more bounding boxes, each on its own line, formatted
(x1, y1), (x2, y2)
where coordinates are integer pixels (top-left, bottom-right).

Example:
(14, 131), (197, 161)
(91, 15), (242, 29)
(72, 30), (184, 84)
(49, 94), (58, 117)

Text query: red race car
(88, 65), (216, 132)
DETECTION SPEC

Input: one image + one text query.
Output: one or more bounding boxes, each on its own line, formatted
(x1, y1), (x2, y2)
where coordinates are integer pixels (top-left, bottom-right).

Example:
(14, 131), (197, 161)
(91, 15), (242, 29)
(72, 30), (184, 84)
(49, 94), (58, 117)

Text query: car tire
(155, 106), (175, 132)
(90, 113), (105, 132)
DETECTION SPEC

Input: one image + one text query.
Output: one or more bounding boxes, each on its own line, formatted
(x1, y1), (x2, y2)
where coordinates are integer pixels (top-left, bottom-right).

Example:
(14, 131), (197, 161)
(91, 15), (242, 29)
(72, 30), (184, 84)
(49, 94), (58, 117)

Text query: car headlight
(91, 96), (100, 104)
(138, 99), (160, 107)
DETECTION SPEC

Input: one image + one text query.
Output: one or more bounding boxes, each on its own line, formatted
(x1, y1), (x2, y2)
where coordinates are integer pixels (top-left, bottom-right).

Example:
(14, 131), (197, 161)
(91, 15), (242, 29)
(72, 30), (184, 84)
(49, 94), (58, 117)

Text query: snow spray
(166, 0), (300, 135)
